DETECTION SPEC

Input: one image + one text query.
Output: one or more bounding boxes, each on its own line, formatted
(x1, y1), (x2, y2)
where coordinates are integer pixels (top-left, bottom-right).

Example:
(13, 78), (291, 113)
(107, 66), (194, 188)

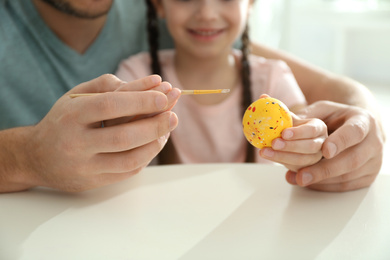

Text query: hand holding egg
(242, 96), (292, 149)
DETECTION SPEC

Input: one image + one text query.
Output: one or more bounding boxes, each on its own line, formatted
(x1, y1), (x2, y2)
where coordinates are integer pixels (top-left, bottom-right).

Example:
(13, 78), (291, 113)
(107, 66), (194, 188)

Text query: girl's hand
(259, 113), (328, 172)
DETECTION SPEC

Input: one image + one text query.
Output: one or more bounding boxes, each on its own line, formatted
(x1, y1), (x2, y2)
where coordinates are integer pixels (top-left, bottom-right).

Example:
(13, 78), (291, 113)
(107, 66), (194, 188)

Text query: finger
(132, 88), (181, 118)
(286, 156), (381, 187)
(315, 157), (382, 185)
(114, 80), (172, 95)
(272, 137), (325, 154)
(68, 74), (162, 96)
(294, 142), (374, 187)
(166, 88), (182, 111)
(147, 81), (172, 94)
(116, 75), (162, 91)
(297, 100), (344, 120)
(282, 118), (327, 140)
(258, 94), (270, 99)
(74, 90), (170, 124)
(102, 88), (181, 127)
(285, 170), (297, 185)
(87, 111), (178, 153)
(322, 113), (370, 159)
(260, 148), (323, 169)
(92, 135), (169, 174)
(68, 74), (125, 94)
(306, 174), (377, 192)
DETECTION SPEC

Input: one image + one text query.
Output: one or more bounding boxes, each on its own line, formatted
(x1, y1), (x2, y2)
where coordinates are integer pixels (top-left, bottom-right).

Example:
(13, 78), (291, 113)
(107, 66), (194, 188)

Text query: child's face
(152, 0), (253, 58)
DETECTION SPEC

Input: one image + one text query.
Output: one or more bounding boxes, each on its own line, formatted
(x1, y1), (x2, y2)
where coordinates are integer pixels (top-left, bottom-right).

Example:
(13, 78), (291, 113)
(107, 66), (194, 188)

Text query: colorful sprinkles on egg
(242, 97), (293, 149)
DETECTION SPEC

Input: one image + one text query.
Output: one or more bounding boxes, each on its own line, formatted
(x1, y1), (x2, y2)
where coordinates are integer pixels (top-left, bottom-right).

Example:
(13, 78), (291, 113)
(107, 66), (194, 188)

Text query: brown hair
(145, 0), (254, 162)
(146, 0), (162, 77)
(240, 24), (254, 162)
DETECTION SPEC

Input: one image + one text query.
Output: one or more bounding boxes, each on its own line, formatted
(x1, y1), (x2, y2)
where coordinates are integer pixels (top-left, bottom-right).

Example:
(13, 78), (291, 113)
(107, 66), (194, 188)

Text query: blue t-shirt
(0, 0), (173, 129)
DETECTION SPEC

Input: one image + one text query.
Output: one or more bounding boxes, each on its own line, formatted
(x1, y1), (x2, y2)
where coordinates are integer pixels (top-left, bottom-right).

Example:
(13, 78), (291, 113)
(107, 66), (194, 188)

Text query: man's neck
(32, 0), (108, 54)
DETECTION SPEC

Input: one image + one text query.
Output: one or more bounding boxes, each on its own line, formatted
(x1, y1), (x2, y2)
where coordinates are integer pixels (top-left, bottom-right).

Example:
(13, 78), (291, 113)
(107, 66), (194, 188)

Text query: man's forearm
(250, 42), (376, 110)
(0, 127), (35, 193)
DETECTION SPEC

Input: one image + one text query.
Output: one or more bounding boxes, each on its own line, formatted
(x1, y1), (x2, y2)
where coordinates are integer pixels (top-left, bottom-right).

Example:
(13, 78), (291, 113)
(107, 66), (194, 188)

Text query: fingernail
(301, 172), (313, 186)
(273, 139), (285, 150)
(167, 88), (180, 101)
(169, 113), (178, 131)
(262, 148), (274, 158)
(155, 95), (167, 110)
(283, 129), (293, 139)
(327, 142), (337, 158)
(151, 75), (162, 85)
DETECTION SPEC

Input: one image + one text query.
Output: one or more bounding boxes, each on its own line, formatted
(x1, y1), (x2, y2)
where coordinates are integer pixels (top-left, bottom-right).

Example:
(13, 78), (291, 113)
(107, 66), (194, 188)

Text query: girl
(116, 0), (327, 171)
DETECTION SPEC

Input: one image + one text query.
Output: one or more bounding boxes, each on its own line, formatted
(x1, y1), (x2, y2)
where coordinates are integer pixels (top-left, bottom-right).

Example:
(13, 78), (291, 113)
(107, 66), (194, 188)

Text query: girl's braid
(146, 0), (162, 77)
(145, 0), (172, 164)
(241, 24), (254, 162)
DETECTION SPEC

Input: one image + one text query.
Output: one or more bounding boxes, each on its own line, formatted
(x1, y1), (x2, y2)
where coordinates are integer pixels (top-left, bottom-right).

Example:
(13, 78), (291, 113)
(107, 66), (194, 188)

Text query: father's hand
(21, 74), (179, 192)
(285, 101), (385, 192)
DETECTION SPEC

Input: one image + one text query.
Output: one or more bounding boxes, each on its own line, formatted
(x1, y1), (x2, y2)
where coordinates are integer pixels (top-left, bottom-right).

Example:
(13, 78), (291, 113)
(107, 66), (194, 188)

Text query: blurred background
(249, 0), (390, 173)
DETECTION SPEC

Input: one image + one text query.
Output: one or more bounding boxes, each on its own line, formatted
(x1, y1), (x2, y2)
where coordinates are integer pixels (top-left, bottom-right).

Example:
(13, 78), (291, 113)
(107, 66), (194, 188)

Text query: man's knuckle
(352, 122), (366, 142)
(100, 73), (117, 84)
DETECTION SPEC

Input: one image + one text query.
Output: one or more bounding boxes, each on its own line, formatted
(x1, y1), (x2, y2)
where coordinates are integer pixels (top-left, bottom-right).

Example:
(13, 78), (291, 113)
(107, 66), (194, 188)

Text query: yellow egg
(242, 97), (292, 149)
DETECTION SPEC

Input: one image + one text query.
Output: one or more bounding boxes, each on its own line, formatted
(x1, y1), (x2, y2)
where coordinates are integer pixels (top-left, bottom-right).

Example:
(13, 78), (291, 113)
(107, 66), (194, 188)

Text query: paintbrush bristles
(180, 89), (230, 95)
(69, 89), (230, 98)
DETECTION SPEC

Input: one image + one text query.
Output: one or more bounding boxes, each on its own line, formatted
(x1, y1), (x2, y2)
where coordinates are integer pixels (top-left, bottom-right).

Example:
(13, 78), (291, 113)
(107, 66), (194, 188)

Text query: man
(0, 0), (384, 193)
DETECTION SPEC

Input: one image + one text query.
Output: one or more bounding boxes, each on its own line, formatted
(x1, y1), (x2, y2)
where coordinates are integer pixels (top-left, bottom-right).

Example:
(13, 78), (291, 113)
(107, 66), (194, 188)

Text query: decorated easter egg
(242, 97), (292, 149)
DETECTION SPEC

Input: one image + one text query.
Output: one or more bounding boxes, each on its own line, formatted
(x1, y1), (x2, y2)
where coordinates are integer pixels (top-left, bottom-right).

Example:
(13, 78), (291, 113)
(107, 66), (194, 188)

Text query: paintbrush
(69, 89), (230, 98)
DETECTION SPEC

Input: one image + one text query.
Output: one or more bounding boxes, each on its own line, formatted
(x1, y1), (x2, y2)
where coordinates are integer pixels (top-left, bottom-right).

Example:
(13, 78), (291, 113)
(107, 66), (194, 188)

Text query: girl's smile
(187, 28), (225, 42)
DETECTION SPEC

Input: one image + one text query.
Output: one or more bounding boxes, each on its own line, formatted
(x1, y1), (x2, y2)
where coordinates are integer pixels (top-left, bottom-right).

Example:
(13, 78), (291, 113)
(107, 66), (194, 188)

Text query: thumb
(297, 100), (347, 120)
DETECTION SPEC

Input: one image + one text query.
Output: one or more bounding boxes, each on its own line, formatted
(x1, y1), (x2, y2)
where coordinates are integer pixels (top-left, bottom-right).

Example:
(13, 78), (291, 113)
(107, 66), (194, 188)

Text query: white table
(1, 164), (389, 260)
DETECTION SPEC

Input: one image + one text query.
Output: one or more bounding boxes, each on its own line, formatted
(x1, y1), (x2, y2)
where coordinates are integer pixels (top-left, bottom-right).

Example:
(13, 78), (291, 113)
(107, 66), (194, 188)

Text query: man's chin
(40, 0), (113, 19)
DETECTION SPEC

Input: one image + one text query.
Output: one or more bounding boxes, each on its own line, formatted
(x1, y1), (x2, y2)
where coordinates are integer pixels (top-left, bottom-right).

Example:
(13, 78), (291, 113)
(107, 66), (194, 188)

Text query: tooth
(197, 31), (216, 36)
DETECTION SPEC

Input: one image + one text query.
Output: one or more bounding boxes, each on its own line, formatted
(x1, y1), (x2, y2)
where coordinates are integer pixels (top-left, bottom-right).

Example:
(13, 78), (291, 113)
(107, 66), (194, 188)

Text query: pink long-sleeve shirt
(116, 49), (306, 164)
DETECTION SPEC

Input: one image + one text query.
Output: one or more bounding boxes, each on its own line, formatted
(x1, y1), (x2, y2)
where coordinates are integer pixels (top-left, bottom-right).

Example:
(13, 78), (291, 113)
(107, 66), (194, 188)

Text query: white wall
(249, 0), (286, 48)
(249, 0), (390, 86)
